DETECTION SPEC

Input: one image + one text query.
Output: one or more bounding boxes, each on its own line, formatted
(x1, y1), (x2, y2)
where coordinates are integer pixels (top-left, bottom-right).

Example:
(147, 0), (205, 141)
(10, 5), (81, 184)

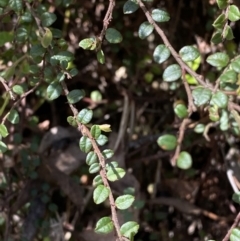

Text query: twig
(182, 69), (197, 114)
(1, 81), (41, 125)
(99, 0), (116, 42)
(0, 77), (16, 100)
(171, 118), (191, 166)
(25, 1), (45, 36)
(222, 211), (240, 241)
(136, 0), (210, 89)
(228, 101), (240, 113)
(114, 89), (129, 152)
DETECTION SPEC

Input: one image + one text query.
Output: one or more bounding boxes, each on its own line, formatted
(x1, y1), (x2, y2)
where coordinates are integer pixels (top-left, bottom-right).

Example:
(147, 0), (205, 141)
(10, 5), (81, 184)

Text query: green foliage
(105, 28), (123, 44)
(151, 9), (170, 22)
(120, 221), (139, 239)
(192, 87), (212, 106)
(123, 0), (139, 14)
(95, 217), (114, 234)
(138, 21), (154, 39)
(153, 44), (170, 64)
(163, 64), (182, 82)
(93, 185), (110, 204)
(115, 195), (135, 210)
(157, 134), (177, 151)
(176, 151), (192, 170)
(2, 0), (240, 239)
(230, 228), (240, 241)
(67, 89), (85, 104)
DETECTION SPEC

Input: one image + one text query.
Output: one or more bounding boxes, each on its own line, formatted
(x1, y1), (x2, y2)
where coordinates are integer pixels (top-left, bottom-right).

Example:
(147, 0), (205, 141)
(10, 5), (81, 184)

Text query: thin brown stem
(99, 0), (116, 42)
(171, 118), (191, 166)
(182, 69), (197, 114)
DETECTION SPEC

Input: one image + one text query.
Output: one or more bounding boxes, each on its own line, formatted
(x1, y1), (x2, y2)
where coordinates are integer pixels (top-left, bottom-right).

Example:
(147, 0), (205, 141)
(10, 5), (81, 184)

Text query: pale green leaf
(151, 9), (170, 22)
(93, 185), (110, 204)
(153, 44), (170, 64)
(157, 134), (177, 151)
(138, 21), (154, 39)
(95, 217), (114, 234)
(206, 52), (229, 68)
(163, 64), (182, 82)
(176, 151), (192, 170)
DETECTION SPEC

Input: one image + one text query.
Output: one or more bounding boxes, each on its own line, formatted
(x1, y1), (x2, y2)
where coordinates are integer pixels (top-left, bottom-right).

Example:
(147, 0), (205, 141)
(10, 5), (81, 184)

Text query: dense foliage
(1, 0), (240, 240)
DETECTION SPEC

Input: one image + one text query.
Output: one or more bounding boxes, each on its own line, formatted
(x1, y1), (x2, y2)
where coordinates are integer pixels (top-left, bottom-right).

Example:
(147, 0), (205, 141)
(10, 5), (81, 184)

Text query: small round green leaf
(89, 163), (100, 174)
(138, 21), (154, 39)
(7, 109), (19, 124)
(210, 91), (228, 108)
(107, 167), (126, 181)
(157, 134), (177, 151)
(176, 151), (192, 170)
(67, 89), (85, 104)
(90, 90), (102, 102)
(217, 0), (228, 9)
(77, 109), (93, 124)
(123, 0), (139, 14)
(220, 109), (229, 131)
(174, 103), (188, 119)
(105, 28), (122, 44)
(67, 116), (77, 127)
(209, 105), (220, 122)
(163, 64), (182, 82)
(41, 28), (53, 48)
(50, 51), (74, 64)
(46, 82), (62, 100)
(86, 151), (98, 165)
(220, 70), (237, 83)
(228, 5), (240, 22)
(232, 192), (240, 204)
(93, 185), (110, 204)
(79, 38), (96, 50)
(0, 124), (9, 138)
(102, 149), (114, 159)
(120, 221), (139, 239)
(211, 31), (222, 44)
(192, 87), (212, 106)
(152, 9), (170, 22)
(231, 58), (240, 73)
(106, 161), (119, 169)
(115, 194), (135, 210)
(194, 124), (205, 133)
(153, 44), (170, 64)
(79, 136), (92, 153)
(95, 217), (114, 234)
(223, 25), (234, 40)
(179, 46), (200, 62)
(93, 175), (103, 186)
(12, 84), (26, 95)
(0, 141), (7, 153)
(230, 228), (240, 241)
(41, 12), (57, 27)
(91, 125), (101, 139)
(9, 0), (22, 12)
(206, 52), (229, 68)
(96, 134), (108, 146)
(212, 13), (226, 29)
(97, 50), (105, 64)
